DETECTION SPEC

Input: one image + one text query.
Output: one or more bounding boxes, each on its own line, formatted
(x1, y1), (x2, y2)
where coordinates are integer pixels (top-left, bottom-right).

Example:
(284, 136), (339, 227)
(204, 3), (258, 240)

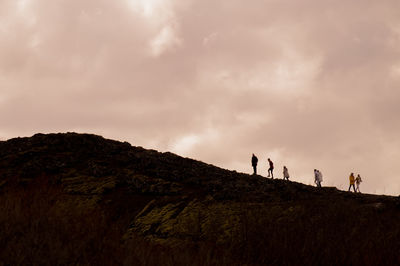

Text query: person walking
(348, 173), (356, 192)
(251, 154), (258, 175)
(267, 158), (274, 178)
(355, 174), (362, 193)
(314, 169), (322, 187)
(283, 166), (289, 180)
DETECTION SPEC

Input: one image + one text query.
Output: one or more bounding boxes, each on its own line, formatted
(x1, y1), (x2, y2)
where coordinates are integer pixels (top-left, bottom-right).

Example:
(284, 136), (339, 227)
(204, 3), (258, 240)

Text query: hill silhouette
(0, 133), (399, 265)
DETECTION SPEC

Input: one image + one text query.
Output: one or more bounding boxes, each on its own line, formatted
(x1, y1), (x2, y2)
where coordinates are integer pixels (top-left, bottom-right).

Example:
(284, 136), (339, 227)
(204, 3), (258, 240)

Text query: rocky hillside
(0, 133), (399, 265)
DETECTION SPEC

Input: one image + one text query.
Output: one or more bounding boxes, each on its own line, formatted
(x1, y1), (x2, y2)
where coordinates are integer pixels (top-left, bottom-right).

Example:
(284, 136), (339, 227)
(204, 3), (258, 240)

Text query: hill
(0, 133), (399, 265)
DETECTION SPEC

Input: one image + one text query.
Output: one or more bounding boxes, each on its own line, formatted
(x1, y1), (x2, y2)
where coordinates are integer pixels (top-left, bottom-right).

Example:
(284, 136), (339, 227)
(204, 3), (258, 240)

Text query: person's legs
(348, 185), (351, 191)
(268, 168), (274, 178)
(253, 165), (257, 175)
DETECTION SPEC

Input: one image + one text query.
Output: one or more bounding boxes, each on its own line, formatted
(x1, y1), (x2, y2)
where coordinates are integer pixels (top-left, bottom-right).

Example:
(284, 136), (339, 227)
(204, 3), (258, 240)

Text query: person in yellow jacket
(348, 173), (356, 192)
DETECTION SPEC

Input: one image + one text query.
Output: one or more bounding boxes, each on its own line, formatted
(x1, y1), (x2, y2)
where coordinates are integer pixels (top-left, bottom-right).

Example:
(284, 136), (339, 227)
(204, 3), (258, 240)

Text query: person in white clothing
(355, 174), (362, 193)
(318, 170), (323, 186)
(314, 169), (322, 187)
(283, 166), (289, 180)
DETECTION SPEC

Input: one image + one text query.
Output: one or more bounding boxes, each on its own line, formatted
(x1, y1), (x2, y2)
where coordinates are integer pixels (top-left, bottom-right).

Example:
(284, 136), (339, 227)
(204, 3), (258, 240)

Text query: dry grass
(0, 178), (123, 265)
(1, 178), (399, 265)
(0, 179), (233, 266)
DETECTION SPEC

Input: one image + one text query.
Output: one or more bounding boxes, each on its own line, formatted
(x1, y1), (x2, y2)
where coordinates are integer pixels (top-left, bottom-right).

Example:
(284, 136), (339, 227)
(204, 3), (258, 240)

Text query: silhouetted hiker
(251, 154), (258, 175)
(348, 173), (356, 192)
(267, 158), (274, 178)
(283, 166), (289, 180)
(355, 174), (362, 193)
(314, 169), (322, 187)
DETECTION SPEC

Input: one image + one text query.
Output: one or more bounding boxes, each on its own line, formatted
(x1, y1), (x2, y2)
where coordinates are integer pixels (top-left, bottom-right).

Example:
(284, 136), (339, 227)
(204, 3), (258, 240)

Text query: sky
(1, 0), (400, 195)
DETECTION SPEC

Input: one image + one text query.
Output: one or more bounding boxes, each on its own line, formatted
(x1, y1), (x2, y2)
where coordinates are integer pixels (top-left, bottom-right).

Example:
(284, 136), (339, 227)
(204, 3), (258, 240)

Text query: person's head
(351, 173), (354, 176)
(268, 158), (271, 161)
(357, 174), (360, 177)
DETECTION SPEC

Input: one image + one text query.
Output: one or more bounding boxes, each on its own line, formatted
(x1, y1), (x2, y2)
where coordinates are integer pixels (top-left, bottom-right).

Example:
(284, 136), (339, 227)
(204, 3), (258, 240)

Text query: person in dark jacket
(267, 158), (274, 178)
(251, 154), (258, 175)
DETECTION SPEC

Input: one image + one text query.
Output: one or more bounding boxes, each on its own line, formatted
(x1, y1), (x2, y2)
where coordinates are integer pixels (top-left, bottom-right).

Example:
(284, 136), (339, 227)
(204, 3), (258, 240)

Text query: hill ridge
(0, 132), (399, 265)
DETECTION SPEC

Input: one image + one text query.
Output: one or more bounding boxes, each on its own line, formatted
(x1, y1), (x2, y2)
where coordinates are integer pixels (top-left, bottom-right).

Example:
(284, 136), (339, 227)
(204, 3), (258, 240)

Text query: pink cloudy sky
(1, 0), (400, 195)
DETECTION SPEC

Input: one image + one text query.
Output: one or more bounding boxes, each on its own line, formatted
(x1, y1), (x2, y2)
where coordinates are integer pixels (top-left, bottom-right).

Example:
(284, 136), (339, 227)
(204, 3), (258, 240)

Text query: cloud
(0, 0), (400, 195)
